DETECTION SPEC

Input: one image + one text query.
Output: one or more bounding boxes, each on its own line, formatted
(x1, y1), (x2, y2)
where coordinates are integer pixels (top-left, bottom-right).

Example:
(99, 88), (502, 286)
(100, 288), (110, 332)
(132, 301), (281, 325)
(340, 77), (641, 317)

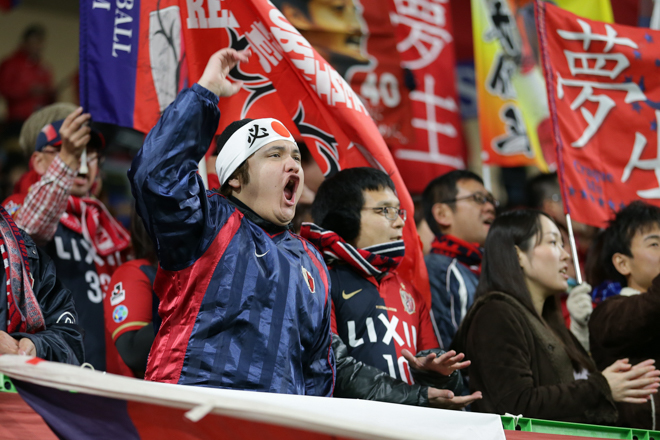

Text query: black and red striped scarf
(299, 223), (404, 278)
(1, 205), (45, 333)
(430, 234), (483, 277)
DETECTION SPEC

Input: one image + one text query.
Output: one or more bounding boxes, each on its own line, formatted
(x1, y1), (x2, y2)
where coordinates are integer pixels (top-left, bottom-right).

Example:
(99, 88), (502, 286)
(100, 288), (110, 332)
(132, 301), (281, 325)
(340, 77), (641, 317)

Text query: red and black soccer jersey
(104, 258), (155, 377)
(330, 264), (439, 384)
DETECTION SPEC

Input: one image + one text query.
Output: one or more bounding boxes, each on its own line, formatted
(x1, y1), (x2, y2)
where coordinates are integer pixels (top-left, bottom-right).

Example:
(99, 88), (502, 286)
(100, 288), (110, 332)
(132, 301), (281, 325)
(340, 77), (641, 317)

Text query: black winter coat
(0, 229), (84, 364)
(452, 292), (617, 424)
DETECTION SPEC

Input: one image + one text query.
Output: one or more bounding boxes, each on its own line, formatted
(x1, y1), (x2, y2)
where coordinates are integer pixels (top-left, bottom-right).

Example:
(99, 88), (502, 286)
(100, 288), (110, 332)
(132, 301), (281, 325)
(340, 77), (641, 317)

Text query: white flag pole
(482, 164), (493, 192)
(565, 212), (583, 284)
(79, 149), (88, 174)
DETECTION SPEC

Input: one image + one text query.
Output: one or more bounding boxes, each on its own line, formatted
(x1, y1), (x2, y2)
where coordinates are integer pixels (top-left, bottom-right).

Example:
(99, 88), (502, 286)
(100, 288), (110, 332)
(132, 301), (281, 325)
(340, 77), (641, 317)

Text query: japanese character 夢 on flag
(537, 0), (660, 227)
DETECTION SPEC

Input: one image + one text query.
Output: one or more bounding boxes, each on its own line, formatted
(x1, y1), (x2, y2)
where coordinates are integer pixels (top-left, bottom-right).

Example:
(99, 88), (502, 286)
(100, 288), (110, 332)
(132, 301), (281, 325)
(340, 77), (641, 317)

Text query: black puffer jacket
(0, 229), (84, 364)
(333, 334), (463, 406)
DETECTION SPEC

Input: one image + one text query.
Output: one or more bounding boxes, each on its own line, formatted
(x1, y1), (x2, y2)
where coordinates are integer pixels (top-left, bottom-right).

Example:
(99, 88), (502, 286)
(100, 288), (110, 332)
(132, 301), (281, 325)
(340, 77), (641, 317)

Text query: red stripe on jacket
(145, 210), (242, 384)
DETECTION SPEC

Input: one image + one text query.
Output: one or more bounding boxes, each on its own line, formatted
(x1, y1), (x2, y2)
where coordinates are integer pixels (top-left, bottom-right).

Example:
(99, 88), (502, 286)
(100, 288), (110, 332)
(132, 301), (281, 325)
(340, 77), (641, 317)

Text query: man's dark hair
(421, 170), (484, 237)
(23, 24), (46, 42)
(589, 201), (660, 286)
(525, 172), (560, 209)
(312, 167), (396, 243)
(215, 119), (253, 196)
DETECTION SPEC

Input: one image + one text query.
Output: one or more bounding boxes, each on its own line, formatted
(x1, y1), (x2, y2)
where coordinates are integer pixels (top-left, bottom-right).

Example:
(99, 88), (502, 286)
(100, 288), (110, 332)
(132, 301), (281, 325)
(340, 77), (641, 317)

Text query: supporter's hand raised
(59, 107), (91, 169)
(198, 48), (251, 98)
(402, 349), (470, 377)
(427, 387), (483, 410)
(0, 331), (19, 355)
(602, 359), (660, 404)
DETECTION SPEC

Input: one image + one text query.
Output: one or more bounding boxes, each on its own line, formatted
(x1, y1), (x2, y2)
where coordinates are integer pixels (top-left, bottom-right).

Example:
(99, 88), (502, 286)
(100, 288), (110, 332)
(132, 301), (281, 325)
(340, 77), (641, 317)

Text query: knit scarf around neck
(61, 196), (130, 257)
(299, 223), (404, 278)
(1, 205), (45, 333)
(430, 234), (483, 276)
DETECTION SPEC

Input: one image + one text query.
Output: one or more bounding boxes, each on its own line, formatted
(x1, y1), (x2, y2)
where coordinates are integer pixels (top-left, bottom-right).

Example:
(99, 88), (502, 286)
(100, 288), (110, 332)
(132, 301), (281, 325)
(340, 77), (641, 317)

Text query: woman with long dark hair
(452, 210), (659, 424)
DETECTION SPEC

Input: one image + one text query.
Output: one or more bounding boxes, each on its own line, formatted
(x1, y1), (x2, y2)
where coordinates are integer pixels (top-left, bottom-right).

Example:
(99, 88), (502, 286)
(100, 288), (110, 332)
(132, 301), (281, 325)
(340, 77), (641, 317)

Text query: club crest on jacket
(399, 283), (415, 315)
(302, 266), (315, 294)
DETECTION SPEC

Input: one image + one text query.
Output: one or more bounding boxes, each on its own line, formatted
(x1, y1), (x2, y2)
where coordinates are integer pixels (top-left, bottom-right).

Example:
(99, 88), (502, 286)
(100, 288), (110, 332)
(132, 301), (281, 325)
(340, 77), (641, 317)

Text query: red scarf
(299, 223), (404, 278)
(430, 234), (483, 277)
(1, 205), (45, 333)
(61, 197), (130, 256)
(13, 170), (130, 257)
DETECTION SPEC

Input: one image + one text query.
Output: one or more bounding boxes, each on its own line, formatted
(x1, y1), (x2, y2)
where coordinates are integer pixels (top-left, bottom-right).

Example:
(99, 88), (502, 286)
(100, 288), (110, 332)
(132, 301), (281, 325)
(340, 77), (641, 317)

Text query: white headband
(215, 118), (296, 185)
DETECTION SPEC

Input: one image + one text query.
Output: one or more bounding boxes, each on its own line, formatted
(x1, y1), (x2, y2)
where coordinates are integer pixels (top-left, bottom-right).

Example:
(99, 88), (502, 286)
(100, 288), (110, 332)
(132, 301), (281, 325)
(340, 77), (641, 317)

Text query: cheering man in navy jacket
(129, 48), (335, 395)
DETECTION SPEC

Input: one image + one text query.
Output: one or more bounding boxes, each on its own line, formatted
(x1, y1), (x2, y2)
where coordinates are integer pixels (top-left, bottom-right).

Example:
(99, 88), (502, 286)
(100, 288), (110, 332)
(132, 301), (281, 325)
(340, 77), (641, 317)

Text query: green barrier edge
(1, 373), (17, 393)
(502, 415), (660, 439)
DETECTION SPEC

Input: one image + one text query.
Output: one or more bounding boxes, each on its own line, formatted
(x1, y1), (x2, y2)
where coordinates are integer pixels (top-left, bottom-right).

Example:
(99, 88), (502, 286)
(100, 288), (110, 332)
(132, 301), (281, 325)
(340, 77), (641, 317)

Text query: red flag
(267, 0), (415, 170)
(389, 0), (468, 194)
(537, 1), (660, 227)
(178, 0), (430, 302)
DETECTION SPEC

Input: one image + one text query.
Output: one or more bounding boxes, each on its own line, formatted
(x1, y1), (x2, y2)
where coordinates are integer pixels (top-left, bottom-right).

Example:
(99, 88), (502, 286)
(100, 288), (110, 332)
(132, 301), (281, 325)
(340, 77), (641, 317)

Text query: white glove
(567, 283), (592, 351)
(567, 283), (593, 327)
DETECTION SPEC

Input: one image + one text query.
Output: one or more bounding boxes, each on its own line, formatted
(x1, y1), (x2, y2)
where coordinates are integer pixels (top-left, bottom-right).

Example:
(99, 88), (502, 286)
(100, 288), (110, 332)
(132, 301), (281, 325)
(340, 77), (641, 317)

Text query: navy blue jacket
(425, 253), (478, 349)
(129, 84), (335, 396)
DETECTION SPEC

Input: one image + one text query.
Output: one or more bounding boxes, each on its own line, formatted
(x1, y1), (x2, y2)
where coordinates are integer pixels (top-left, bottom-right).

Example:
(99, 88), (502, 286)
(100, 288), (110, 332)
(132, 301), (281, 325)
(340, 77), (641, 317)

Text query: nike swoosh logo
(342, 289), (362, 300)
(255, 250), (269, 258)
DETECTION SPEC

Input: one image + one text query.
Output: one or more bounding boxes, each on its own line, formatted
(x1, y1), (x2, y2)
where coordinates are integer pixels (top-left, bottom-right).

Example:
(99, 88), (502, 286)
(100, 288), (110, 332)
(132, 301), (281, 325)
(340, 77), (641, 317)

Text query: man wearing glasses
(421, 170), (497, 349)
(3, 105), (131, 371)
(301, 168), (481, 409)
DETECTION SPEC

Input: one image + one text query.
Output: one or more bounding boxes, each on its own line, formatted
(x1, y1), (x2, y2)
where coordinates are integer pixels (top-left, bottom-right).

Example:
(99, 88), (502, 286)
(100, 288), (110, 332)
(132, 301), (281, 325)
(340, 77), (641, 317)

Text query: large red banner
(179, 0), (430, 300)
(537, 1), (660, 227)
(269, 0), (415, 156)
(390, 0), (468, 194)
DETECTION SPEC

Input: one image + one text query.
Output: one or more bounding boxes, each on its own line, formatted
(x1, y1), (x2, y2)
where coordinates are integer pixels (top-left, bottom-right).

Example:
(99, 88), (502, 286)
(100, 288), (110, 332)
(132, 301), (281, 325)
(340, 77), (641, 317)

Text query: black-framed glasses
(363, 206), (407, 222)
(441, 192), (500, 208)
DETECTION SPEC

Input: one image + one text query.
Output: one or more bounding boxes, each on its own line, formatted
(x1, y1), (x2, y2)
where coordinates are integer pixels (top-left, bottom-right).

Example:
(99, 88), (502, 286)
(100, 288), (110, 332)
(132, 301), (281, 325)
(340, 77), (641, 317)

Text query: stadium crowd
(1, 42), (659, 432)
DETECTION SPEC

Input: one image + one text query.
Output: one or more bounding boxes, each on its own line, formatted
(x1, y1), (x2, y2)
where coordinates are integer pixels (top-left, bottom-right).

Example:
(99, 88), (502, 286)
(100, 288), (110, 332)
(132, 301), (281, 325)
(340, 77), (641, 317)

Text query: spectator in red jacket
(0, 24), (55, 134)
(104, 208), (158, 378)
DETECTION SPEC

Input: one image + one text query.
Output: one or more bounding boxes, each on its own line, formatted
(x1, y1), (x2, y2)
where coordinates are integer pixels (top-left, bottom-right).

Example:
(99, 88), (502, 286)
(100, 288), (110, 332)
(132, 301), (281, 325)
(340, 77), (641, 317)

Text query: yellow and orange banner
(472, 0), (613, 170)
